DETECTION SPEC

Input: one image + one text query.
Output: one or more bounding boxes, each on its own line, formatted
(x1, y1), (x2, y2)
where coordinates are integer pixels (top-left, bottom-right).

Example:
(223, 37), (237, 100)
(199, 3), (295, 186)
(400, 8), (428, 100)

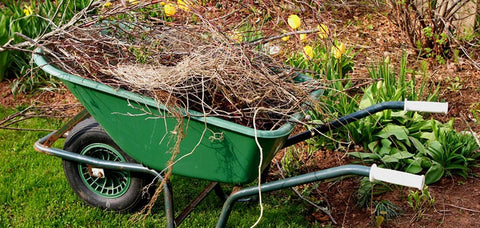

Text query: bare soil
(1, 3), (479, 227)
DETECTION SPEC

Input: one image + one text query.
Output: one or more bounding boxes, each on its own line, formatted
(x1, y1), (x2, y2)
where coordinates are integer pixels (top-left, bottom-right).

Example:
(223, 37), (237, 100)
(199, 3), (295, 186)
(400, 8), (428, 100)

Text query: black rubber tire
(62, 118), (155, 212)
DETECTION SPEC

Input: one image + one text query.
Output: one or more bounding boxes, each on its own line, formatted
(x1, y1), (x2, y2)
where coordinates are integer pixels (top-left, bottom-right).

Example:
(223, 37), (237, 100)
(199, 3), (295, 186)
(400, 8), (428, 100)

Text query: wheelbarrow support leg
(216, 165), (370, 228)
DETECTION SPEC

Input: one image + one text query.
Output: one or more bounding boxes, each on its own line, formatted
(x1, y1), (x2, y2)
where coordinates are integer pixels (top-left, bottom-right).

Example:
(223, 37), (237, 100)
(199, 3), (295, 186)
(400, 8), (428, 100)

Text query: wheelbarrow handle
(404, 100), (448, 113)
(283, 100), (448, 148)
(369, 164), (425, 190)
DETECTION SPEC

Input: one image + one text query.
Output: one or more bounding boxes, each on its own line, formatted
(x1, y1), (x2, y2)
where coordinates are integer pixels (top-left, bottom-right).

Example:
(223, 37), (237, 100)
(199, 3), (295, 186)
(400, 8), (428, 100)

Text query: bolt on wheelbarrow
(33, 49), (448, 227)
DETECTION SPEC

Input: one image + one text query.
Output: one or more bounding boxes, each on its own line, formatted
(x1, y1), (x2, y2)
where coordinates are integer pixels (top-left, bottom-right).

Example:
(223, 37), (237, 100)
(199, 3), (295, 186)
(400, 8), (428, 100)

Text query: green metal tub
(33, 50), (322, 184)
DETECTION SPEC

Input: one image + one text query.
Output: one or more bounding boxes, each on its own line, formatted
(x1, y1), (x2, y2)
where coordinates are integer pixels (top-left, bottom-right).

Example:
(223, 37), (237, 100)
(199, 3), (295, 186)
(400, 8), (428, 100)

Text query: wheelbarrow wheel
(62, 118), (155, 212)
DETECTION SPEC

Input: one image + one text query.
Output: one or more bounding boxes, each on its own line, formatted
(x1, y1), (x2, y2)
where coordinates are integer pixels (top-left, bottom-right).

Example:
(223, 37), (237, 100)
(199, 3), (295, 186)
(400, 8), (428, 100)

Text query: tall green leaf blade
(425, 162), (444, 185)
(409, 136), (426, 155)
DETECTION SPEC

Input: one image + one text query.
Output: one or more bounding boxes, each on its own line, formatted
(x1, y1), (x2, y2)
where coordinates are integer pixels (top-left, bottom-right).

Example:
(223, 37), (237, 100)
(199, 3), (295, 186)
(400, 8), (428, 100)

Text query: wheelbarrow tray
(34, 51), (322, 184)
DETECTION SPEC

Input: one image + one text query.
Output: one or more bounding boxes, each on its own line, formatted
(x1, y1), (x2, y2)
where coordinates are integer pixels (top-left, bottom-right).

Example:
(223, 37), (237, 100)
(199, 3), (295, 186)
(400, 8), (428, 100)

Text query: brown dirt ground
(1, 3), (479, 227)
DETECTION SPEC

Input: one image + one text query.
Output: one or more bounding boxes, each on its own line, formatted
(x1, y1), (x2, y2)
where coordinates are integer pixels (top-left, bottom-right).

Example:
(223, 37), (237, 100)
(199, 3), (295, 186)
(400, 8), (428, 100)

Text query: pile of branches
(41, 17), (321, 130)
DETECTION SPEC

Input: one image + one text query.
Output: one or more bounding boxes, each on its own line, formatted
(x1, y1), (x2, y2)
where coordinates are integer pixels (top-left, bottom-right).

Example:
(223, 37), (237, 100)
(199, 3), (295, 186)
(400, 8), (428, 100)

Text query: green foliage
(285, 43), (356, 150)
(374, 200), (401, 220)
(285, 43), (354, 82)
(425, 129), (480, 183)
(407, 187), (435, 220)
(280, 147), (304, 176)
(0, 0), (91, 91)
(289, 52), (479, 184)
(0, 14), (11, 81)
(356, 177), (392, 208)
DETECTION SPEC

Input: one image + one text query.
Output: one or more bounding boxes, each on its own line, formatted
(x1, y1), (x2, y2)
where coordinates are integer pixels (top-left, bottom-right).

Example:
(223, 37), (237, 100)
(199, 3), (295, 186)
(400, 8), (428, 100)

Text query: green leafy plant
(446, 76), (463, 92)
(424, 129), (480, 184)
(407, 186), (435, 220)
(373, 199), (401, 227)
(356, 177), (392, 208)
(0, 0), (92, 90)
(285, 42), (356, 150)
(339, 54), (479, 184)
(0, 14), (10, 80)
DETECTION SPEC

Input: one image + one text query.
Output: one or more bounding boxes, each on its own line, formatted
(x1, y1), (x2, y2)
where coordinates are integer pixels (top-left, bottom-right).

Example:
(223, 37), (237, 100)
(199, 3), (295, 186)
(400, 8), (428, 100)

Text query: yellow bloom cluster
(161, 0), (193, 17)
(103, 1), (112, 7)
(331, 42), (346, 59)
(317, 24), (329, 39)
(281, 30), (290, 42)
(282, 14), (334, 60)
(23, 5), (33, 16)
(177, 0), (190, 11)
(303, 45), (313, 59)
(287, 15), (301, 30)
(164, 3), (176, 16)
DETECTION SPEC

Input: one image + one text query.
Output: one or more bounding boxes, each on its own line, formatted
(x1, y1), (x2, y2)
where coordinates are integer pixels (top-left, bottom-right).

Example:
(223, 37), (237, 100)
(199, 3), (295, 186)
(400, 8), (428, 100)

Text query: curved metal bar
(34, 132), (175, 228)
(216, 165), (371, 227)
(283, 101), (405, 147)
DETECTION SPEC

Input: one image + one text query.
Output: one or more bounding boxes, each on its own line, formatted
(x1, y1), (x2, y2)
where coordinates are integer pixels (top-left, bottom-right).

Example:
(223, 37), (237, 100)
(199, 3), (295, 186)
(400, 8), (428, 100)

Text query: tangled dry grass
(43, 19), (322, 130)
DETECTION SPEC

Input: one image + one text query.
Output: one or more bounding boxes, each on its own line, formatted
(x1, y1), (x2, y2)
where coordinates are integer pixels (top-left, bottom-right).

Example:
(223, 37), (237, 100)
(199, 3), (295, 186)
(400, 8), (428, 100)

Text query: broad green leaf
(347, 152), (380, 160)
(381, 138), (392, 148)
(381, 155), (399, 163)
(427, 141), (443, 161)
(368, 141), (379, 152)
(390, 110), (408, 118)
(376, 124), (409, 141)
(421, 157), (432, 168)
(405, 159), (423, 173)
(359, 86), (374, 109)
(425, 162), (444, 185)
(378, 144), (391, 156)
(420, 132), (435, 141)
(390, 150), (414, 160)
(409, 136), (426, 155)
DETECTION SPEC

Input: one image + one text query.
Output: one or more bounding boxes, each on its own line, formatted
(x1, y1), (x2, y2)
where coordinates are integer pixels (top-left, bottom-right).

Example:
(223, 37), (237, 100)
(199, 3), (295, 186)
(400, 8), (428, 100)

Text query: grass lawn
(0, 106), (314, 227)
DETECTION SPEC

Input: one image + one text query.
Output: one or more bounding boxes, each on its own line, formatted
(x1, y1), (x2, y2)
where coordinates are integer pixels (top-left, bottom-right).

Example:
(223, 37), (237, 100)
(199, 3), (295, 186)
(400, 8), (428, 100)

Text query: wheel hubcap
(78, 143), (131, 198)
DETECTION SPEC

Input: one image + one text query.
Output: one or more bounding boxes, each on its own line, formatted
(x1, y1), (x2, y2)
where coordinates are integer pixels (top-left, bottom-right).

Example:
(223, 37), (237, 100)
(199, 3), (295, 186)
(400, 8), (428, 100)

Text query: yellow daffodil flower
(317, 24), (329, 39)
(177, 0), (190, 11)
(287, 15), (301, 30)
(103, 1), (112, 7)
(23, 5), (33, 16)
(160, 2), (166, 6)
(332, 42), (346, 59)
(129, 0), (139, 5)
(300, 33), (307, 42)
(303, 45), (313, 59)
(164, 3), (176, 16)
(281, 30), (290, 42)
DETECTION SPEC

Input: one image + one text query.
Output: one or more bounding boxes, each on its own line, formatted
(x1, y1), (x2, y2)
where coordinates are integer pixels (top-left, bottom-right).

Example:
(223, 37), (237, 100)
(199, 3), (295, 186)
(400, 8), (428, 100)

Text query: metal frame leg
(215, 165), (371, 228)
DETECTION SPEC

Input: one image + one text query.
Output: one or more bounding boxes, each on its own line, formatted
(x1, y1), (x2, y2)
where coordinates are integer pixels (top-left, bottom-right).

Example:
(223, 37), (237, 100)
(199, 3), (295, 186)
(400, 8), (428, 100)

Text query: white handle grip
(404, 100), (448, 113)
(369, 164), (425, 190)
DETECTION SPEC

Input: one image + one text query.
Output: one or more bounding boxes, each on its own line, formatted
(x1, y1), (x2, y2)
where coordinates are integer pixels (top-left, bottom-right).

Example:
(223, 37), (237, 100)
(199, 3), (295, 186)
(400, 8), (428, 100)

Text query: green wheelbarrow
(32, 49), (448, 227)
